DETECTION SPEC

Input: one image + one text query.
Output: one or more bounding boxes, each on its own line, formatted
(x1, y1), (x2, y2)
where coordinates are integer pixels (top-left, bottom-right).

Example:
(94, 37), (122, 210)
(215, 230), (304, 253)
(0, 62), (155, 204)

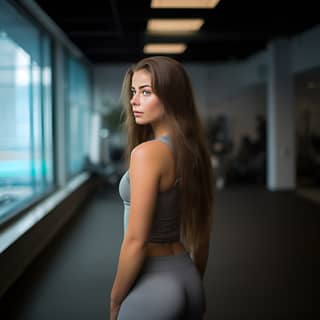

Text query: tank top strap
(156, 135), (172, 149)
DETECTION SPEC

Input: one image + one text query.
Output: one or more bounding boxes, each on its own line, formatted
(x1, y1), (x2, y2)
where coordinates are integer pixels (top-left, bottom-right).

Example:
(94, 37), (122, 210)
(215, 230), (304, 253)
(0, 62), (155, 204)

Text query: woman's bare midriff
(146, 241), (186, 257)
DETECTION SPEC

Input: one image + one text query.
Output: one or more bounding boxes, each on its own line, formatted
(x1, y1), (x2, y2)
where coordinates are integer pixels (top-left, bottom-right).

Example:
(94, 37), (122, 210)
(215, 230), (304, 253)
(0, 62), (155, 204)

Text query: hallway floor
(0, 185), (319, 319)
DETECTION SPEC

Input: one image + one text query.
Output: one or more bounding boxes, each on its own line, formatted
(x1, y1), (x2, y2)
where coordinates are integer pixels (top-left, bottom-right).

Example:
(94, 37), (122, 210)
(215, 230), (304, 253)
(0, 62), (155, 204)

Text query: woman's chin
(134, 118), (147, 125)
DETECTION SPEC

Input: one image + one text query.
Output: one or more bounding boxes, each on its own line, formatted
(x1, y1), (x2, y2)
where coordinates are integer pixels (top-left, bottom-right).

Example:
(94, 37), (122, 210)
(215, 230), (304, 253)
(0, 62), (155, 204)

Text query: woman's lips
(133, 111), (143, 117)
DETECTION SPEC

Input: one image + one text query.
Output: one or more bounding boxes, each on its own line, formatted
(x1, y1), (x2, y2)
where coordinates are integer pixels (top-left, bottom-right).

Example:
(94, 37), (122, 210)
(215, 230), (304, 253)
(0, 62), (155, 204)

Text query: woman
(110, 56), (214, 319)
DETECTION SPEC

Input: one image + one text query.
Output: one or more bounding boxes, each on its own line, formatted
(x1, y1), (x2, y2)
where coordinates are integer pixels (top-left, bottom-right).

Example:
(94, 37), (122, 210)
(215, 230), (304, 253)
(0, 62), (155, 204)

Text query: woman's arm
(110, 237), (147, 319)
(110, 142), (162, 311)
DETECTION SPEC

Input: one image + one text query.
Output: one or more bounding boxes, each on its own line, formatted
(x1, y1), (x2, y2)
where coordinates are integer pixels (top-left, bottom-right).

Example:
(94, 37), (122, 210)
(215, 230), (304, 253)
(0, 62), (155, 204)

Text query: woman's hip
(118, 252), (205, 319)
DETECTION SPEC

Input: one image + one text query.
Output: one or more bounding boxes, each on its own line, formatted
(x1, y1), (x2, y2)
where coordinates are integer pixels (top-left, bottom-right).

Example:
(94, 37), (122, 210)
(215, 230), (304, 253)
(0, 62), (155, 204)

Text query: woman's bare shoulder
(129, 140), (169, 171)
(127, 141), (166, 180)
(131, 139), (169, 159)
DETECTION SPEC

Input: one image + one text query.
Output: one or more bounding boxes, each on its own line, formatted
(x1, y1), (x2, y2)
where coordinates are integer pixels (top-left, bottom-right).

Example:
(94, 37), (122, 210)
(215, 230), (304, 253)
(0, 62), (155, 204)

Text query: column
(267, 39), (295, 190)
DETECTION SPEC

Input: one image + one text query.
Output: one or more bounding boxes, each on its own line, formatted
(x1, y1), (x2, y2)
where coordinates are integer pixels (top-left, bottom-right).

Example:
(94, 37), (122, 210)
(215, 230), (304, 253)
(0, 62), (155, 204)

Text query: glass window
(65, 55), (92, 177)
(0, 1), (54, 224)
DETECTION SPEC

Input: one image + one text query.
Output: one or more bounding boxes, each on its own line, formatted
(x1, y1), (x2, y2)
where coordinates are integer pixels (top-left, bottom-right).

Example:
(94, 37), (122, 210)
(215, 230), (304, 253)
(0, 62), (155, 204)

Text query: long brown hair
(120, 56), (214, 251)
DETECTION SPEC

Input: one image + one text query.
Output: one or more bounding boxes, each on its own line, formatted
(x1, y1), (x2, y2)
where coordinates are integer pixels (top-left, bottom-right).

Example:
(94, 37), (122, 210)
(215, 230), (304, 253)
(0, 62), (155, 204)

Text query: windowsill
(0, 172), (90, 254)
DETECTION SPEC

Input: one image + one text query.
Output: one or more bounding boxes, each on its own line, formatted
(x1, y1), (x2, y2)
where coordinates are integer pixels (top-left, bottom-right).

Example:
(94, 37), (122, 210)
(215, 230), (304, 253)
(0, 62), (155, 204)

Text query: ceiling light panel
(147, 19), (204, 33)
(151, 0), (220, 9)
(143, 43), (187, 54)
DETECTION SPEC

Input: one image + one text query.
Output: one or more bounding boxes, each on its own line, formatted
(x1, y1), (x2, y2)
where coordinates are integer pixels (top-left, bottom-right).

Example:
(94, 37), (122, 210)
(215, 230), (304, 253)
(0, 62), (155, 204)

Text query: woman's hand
(110, 300), (121, 320)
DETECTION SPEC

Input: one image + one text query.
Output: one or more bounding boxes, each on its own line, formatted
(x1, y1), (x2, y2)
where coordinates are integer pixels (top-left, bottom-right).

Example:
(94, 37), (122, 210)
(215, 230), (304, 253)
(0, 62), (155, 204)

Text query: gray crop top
(118, 136), (180, 243)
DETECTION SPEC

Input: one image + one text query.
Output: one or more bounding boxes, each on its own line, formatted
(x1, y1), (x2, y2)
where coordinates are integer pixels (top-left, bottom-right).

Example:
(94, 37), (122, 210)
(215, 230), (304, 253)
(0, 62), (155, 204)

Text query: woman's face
(130, 69), (165, 126)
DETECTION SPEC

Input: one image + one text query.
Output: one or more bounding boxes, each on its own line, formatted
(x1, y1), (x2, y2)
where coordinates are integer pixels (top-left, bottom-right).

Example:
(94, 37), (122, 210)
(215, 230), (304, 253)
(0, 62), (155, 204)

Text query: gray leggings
(118, 252), (205, 320)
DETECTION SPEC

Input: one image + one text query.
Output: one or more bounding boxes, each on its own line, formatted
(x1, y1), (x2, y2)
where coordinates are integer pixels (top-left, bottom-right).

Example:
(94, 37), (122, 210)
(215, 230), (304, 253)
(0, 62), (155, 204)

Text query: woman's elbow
(123, 236), (148, 251)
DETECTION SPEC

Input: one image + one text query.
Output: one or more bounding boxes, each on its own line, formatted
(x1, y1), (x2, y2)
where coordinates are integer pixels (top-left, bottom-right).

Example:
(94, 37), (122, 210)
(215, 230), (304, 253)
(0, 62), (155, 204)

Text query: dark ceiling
(33, 0), (319, 64)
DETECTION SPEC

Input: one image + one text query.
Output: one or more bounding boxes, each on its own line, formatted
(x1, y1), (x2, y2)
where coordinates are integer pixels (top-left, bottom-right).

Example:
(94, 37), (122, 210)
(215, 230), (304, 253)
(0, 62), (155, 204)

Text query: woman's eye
(142, 90), (151, 96)
(130, 91), (136, 97)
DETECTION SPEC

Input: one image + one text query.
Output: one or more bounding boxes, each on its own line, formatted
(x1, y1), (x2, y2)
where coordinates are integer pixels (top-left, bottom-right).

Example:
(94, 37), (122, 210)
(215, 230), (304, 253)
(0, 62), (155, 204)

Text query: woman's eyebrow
(131, 84), (151, 90)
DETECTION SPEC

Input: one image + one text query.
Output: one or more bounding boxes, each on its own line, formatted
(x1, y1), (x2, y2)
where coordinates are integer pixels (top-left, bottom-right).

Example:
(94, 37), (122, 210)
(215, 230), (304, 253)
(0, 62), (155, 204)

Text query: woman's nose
(130, 93), (139, 105)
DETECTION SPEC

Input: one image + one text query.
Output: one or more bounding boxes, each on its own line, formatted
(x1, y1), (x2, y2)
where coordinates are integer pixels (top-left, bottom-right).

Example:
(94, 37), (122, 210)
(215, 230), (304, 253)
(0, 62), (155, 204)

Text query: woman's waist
(146, 241), (186, 257)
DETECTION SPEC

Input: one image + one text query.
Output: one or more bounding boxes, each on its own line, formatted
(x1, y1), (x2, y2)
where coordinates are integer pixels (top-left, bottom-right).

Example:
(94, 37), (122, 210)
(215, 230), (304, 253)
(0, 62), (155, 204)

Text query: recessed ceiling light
(147, 19), (204, 34)
(143, 43), (187, 54)
(151, 0), (220, 9)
